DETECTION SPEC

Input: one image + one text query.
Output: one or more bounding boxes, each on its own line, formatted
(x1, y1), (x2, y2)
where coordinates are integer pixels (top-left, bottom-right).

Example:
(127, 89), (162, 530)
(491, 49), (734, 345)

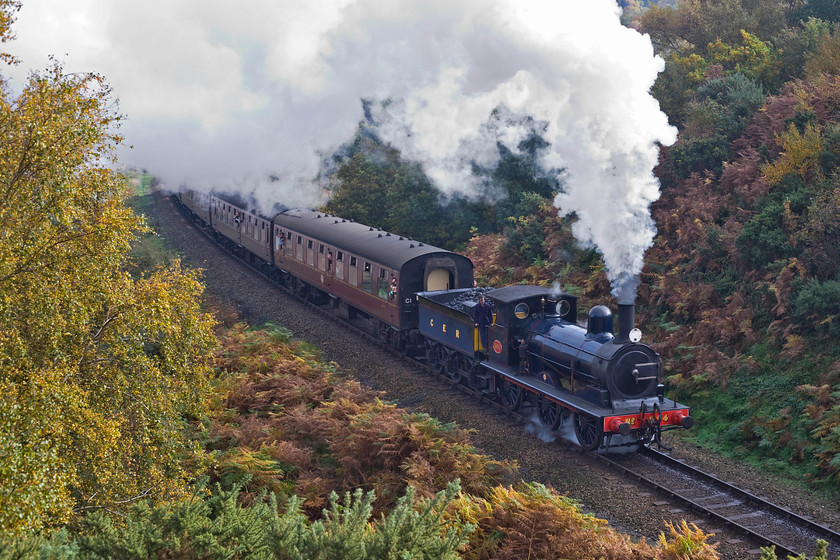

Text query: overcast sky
(5, 0), (676, 300)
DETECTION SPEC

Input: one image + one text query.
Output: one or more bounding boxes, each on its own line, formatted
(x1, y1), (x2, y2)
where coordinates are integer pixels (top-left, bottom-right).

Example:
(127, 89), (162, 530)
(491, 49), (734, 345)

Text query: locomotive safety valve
(609, 418), (632, 436)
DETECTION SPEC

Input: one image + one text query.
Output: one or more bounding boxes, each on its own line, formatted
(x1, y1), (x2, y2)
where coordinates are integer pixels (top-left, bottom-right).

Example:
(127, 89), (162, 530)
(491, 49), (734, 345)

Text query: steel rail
(593, 448), (840, 558)
(643, 447), (840, 543)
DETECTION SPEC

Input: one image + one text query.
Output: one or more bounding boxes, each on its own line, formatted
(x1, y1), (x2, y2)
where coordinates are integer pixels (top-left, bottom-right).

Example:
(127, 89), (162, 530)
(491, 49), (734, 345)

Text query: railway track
(598, 448), (840, 558)
(167, 192), (838, 558)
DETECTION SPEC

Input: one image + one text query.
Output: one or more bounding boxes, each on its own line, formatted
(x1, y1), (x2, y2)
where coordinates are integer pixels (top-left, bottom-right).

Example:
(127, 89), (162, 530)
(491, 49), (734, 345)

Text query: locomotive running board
(480, 361), (614, 417)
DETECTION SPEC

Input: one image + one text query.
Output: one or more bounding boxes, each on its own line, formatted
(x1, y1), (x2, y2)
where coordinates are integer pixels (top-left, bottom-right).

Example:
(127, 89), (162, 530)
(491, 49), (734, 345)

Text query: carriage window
(362, 262), (372, 293)
(318, 244), (326, 271)
(286, 232), (294, 256)
(335, 251), (344, 279)
(349, 256), (358, 287)
(306, 239), (314, 266)
(377, 268), (388, 299)
(275, 230), (283, 251)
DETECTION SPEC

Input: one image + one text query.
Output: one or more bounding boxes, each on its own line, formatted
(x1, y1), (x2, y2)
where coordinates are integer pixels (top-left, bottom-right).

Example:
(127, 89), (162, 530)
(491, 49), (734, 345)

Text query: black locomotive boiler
(174, 188), (693, 451)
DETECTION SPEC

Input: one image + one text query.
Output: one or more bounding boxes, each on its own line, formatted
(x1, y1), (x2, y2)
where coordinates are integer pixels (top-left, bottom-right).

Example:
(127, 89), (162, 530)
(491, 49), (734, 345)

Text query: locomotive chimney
(615, 303), (635, 344)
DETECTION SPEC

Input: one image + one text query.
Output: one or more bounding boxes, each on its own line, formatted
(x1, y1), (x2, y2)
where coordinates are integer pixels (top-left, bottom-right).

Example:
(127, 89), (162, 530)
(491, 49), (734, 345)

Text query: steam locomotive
(174, 188), (693, 451)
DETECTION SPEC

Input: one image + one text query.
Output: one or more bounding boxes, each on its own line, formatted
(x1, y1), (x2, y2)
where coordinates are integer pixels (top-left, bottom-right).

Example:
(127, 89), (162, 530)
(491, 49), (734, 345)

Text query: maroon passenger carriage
(177, 189), (474, 350)
(270, 208), (474, 349)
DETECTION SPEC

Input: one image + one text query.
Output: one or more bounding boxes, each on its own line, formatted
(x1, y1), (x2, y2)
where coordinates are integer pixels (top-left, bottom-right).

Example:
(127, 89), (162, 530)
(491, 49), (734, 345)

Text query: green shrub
(0, 481), (470, 560)
(792, 276), (840, 336)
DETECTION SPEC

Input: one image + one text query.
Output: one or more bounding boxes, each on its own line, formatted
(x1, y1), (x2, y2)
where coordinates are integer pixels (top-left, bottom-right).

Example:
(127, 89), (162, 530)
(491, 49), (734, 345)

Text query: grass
(123, 170), (182, 275)
(677, 344), (840, 497)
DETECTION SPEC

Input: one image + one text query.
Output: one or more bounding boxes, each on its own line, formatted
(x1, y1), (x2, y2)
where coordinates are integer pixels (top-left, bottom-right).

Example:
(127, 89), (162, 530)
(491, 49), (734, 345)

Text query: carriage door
(426, 268), (450, 291)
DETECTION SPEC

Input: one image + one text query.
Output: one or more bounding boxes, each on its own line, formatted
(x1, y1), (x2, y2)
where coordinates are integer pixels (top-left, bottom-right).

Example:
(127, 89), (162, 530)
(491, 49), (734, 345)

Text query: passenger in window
(327, 249), (333, 271)
(389, 275), (397, 300)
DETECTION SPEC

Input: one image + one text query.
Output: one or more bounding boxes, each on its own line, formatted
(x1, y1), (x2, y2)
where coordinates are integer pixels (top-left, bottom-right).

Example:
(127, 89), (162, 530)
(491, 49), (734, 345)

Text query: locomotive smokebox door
(611, 351), (659, 399)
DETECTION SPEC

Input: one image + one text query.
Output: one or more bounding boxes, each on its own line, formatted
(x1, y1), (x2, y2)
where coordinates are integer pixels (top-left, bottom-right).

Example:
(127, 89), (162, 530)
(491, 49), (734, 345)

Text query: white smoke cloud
(5, 0), (675, 299)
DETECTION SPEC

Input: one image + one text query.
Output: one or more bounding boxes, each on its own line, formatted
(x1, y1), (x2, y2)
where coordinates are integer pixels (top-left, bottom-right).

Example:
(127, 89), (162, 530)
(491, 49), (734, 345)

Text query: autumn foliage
(207, 323), (516, 517)
(0, 0), (216, 532)
(199, 323), (719, 559)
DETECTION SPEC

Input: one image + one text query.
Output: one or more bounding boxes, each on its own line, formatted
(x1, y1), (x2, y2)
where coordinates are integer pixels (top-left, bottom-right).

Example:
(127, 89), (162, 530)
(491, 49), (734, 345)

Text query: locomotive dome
(587, 305), (614, 338)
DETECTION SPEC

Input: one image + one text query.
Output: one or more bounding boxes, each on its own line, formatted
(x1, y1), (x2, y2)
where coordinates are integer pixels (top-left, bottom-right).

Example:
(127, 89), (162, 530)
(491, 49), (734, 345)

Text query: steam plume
(6, 0), (676, 300)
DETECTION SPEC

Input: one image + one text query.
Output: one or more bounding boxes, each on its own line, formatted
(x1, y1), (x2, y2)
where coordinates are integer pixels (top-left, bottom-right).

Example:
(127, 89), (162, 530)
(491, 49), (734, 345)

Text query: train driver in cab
(473, 294), (493, 351)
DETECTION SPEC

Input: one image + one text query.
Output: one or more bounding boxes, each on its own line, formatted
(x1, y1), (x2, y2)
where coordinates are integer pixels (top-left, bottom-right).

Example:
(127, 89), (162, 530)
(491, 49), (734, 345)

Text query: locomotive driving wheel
(537, 397), (563, 430)
(447, 353), (464, 385)
(425, 342), (445, 375)
(499, 379), (523, 411)
(573, 412), (602, 451)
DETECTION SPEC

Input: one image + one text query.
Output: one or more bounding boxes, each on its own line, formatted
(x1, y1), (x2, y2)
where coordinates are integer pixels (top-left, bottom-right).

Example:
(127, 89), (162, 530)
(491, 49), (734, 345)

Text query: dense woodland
(1, 0), (840, 557)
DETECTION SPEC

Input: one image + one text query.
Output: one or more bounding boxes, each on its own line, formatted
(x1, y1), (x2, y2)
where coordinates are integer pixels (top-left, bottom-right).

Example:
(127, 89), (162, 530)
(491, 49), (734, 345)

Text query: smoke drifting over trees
(7, 0), (674, 299)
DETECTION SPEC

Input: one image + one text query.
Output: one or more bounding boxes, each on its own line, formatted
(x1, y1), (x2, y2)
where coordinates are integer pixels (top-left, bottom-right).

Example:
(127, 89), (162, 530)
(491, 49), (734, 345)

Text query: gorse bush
(759, 539), (832, 560)
(0, 481), (470, 560)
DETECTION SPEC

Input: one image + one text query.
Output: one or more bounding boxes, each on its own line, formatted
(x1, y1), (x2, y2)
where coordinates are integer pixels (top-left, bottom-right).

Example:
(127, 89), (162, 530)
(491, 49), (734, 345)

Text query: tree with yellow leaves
(0, 0), (216, 532)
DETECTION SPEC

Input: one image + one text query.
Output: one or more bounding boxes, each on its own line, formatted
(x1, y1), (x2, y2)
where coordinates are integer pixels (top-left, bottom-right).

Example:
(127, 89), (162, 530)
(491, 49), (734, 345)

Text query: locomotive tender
(175, 188), (693, 451)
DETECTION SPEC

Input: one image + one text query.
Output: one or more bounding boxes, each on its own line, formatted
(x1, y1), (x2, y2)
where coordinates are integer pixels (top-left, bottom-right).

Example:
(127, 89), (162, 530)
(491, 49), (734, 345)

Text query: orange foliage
(208, 324), (515, 517)
(762, 122), (823, 186)
(452, 484), (718, 560)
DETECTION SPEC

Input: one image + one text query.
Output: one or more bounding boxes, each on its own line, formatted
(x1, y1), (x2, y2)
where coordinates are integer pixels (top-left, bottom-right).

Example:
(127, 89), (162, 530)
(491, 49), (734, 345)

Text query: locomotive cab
(485, 286), (578, 367)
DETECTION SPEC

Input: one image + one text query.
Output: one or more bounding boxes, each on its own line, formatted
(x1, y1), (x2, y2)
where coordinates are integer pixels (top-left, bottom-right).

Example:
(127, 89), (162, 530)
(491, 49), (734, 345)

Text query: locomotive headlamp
(629, 328), (642, 342)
